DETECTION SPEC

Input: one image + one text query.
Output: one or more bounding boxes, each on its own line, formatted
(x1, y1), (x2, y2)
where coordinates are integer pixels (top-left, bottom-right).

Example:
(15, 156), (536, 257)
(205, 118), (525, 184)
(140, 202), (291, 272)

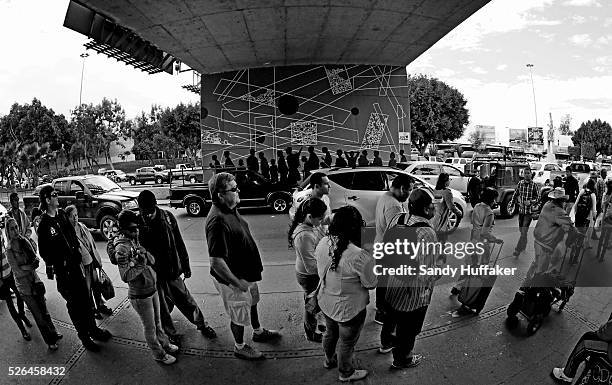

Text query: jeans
(563, 331), (610, 377)
(131, 292), (172, 360)
(296, 273), (319, 334)
(157, 277), (207, 337)
(323, 309), (367, 377)
(1, 276), (27, 334)
(22, 294), (58, 345)
(56, 267), (98, 341)
(387, 306), (428, 364)
(514, 213), (533, 255)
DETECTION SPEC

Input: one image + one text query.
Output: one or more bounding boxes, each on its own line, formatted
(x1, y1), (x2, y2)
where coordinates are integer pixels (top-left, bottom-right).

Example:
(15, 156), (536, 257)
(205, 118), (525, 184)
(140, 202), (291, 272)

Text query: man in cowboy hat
(525, 187), (575, 280)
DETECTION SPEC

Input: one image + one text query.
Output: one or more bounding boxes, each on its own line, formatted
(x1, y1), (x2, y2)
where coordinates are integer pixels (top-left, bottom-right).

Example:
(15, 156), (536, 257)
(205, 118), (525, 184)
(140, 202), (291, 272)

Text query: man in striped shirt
(510, 168), (539, 258)
(382, 189), (441, 370)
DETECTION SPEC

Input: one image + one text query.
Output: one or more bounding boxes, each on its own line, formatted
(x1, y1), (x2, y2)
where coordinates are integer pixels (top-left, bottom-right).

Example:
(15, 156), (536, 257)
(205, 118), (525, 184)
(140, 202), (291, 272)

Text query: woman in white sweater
(289, 198), (328, 343)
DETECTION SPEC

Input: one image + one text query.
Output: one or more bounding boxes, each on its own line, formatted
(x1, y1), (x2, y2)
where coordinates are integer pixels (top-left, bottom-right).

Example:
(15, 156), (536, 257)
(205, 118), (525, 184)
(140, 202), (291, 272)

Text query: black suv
(169, 168), (293, 216)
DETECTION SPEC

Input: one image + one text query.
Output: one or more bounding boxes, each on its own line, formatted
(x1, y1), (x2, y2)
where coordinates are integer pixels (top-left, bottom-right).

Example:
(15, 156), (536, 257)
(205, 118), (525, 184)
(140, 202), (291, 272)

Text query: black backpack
(575, 189), (593, 222)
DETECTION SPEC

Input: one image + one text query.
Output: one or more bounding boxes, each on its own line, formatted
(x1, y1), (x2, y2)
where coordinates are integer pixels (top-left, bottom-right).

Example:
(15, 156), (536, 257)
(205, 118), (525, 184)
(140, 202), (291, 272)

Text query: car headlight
(122, 200), (138, 210)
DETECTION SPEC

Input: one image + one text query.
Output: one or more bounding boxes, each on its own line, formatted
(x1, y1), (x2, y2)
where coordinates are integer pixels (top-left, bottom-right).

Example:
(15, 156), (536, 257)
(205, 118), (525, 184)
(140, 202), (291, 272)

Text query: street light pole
(526, 63), (537, 128)
(79, 52), (89, 106)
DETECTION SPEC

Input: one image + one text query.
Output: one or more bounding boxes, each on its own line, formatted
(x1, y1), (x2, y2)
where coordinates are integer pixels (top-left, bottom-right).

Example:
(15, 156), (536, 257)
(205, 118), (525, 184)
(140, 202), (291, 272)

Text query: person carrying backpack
(569, 179), (597, 263)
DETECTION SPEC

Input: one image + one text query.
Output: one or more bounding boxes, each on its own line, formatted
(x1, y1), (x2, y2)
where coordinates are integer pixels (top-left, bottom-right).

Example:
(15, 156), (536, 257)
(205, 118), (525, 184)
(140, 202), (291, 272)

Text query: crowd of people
(0, 160), (611, 382)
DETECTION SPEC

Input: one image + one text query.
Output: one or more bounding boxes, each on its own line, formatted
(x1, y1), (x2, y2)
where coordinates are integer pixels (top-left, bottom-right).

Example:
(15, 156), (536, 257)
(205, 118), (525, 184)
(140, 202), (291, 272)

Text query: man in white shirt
(290, 172), (332, 227)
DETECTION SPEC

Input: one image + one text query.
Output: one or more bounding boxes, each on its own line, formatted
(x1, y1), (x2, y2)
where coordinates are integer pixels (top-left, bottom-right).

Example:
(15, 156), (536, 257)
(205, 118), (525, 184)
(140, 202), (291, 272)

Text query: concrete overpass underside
(64, 0), (490, 161)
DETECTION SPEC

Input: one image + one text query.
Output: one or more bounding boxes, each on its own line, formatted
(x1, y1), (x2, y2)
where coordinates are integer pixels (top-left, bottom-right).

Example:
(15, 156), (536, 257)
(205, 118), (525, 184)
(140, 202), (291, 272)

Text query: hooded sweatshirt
(114, 235), (157, 299)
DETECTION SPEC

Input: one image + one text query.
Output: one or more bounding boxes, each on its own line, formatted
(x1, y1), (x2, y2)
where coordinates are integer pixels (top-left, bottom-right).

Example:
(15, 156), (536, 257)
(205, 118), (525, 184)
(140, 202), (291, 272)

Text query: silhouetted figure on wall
(277, 150), (288, 184)
(388, 152), (397, 168)
(223, 151), (234, 167)
(346, 151), (358, 168)
(246, 149), (259, 173)
(372, 150), (383, 166)
(286, 146), (303, 186)
(321, 147), (333, 168)
(335, 149), (347, 168)
(259, 152), (270, 180)
(211, 154), (221, 168)
(358, 150), (369, 167)
(269, 158), (278, 184)
(307, 146), (319, 172)
(399, 149), (407, 163)
(301, 155), (309, 180)
(237, 159), (246, 170)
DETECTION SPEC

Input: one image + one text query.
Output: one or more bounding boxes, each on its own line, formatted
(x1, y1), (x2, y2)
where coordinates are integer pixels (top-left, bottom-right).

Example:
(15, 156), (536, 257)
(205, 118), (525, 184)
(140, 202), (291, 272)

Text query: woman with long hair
(315, 206), (377, 382)
(596, 180), (612, 262)
(289, 198), (328, 342)
(434, 173), (462, 244)
(5, 217), (62, 350)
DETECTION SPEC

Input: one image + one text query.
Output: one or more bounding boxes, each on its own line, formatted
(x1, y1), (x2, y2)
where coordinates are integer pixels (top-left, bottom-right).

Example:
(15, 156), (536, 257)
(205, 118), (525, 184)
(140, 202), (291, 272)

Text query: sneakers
(378, 345), (394, 354)
(91, 328), (112, 342)
(305, 330), (323, 343)
(374, 310), (385, 325)
(391, 354), (423, 370)
(234, 344), (265, 360)
(252, 328), (281, 343)
(339, 369), (369, 382)
(551, 367), (573, 383)
(156, 354), (177, 365)
(165, 343), (179, 354)
(198, 325), (217, 339)
(82, 337), (101, 352)
(452, 306), (476, 318)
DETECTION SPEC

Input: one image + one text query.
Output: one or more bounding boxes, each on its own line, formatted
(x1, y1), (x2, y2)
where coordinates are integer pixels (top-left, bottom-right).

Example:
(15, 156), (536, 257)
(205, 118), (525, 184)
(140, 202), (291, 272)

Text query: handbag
(97, 268), (115, 300)
(305, 259), (332, 316)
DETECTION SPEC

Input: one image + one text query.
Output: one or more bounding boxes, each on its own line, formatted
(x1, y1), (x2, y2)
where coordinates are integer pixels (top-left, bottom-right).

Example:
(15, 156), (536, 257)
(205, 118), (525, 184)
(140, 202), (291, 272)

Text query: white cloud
(596, 35), (612, 46)
(496, 64), (508, 71)
(471, 67), (488, 75)
(571, 15), (587, 24)
(434, 68), (457, 77)
(569, 34), (593, 47)
(563, 0), (602, 6)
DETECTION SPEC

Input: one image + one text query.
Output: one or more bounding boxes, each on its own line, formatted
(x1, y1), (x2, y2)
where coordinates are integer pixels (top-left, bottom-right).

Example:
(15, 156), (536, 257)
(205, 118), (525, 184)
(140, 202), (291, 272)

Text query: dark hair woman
(596, 180), (612, 262)
(289, 198), (328, 342)
(314, 206), (376, 382)
(433, 173), (462, 244)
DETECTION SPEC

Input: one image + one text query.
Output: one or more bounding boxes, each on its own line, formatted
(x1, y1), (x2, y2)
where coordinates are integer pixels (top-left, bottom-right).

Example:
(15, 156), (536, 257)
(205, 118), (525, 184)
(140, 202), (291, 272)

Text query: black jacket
(37, 209), (81, 271)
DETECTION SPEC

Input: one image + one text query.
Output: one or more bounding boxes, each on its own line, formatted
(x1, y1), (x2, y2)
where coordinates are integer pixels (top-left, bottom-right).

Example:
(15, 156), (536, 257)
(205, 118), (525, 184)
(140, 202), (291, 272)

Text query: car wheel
(186, 198), (204, 217)
(129, 178), (136, 186)
(156, 176), (163, 184)
(271, 196), (290, 213)
(99, 215), (118, 241)
(501, 195), (515, 218)
(447, 204), (463, 233)
(189, 176), (197, 184)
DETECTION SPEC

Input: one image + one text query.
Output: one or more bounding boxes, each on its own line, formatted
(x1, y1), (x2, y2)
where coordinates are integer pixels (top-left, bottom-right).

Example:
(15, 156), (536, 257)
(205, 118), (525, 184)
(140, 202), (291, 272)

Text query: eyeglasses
(222, 187), (239, 193)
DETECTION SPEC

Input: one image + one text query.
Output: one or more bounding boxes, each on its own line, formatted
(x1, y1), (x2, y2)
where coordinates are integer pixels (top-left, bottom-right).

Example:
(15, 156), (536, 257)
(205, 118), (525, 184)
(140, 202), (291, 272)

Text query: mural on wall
(200, 65), (410, 163)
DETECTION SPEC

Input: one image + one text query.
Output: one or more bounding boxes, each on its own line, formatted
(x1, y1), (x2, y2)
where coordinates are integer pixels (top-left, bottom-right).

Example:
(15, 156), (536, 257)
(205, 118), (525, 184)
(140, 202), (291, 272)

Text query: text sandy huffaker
(373, 265), (517, 278)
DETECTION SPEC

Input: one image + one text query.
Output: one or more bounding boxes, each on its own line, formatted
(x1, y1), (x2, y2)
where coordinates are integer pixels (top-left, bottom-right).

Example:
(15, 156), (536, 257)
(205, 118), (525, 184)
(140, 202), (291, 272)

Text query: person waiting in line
(433, 173), (462, 245)
(596, 180), (612, 262)
(399, 149), (407, 163)
(374, 174), (414, 350)
(551, 313), (612, 383)
(269, 158), (279, 184)
(372, 150), (383, 166)
(277, 150), (288, 184)
(383, 189), (441, 370)
(115, 210), (179, 365)
(467, 167), (485, 208)
(589, 170), (607, 240)
(246, 148), (259, 173)
(205, 172), (281, 360)
(289, 198), (328, 342)
(223, 150), (234, 168)
(211, 154), (221, 168)
(388, 152), (397, 168)
(357, 150), (369, 167)
(321, 147), (333, 168)
(345, 151), (358, 168)
(568, 178), (597, 259)
(335, 149), (347, 168)
(65, 205), (112, 319)
(563, 166), (580, 211)
(8, 192), (36, 252)
(1, 228), (33, 341)
(451, 188), (504, 316)
(259, 152), (270, 180)
(289, 172), (332, 232)
(509, 168), (539, 259)
(315, 206), (377, 382)
(137, 190), (217, 343)
(5, 217), (62, 350)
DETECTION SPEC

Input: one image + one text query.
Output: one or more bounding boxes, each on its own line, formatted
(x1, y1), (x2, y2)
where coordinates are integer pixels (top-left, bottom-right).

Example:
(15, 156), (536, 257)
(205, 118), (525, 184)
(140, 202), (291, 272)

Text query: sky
(0, 0), (610, 145)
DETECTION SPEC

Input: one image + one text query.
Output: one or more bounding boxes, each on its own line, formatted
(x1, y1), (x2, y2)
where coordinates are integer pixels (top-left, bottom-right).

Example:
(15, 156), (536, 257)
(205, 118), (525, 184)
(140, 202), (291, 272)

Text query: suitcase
(458, 241), (504, 313)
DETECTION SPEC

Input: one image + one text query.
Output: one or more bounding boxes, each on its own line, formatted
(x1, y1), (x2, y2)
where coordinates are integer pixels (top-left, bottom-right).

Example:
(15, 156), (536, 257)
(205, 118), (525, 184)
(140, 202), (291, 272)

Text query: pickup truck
(127, 166), (171, 185)
(170, 168), (293, 216)
(23, 175), (139, 240)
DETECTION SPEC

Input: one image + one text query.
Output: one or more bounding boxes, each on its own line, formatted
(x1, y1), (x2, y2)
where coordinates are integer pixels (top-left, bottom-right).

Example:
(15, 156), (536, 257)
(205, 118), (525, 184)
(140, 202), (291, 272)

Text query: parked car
(398, 161), (470, 195)
(530, 161), (564, 185)
(289, 167), (467, 232)
(23, 175), (139, 240)
(127, 167), (171, 185)
(104, 169), (128, 183)
(97, 168), (108, 175)
(169, 168), (293, 217)
(445, 157), (469, 172)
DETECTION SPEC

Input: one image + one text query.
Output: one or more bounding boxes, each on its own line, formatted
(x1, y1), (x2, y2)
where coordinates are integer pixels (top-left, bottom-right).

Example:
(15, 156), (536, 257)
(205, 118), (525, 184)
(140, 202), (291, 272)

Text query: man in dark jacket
(137, 190), (216, 341)
(564, 167), (580, 206)
(37, 185), (110, 352)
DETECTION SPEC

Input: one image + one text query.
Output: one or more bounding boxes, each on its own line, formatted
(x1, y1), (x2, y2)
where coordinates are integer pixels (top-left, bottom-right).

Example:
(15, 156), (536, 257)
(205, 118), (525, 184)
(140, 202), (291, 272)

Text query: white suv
(530, 161), (564, 185)
(290, 167), (467, 232)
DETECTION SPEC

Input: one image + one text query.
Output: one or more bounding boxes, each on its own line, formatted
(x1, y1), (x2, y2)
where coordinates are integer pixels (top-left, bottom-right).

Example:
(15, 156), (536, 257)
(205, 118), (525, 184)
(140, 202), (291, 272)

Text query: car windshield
(83, 176), (122, 194)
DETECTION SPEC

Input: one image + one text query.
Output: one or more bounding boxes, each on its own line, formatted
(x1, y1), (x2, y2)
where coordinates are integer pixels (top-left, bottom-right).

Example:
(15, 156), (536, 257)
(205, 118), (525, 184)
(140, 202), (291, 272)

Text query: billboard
(528, 126), (544, 145)
(509, 129), (527, 145)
